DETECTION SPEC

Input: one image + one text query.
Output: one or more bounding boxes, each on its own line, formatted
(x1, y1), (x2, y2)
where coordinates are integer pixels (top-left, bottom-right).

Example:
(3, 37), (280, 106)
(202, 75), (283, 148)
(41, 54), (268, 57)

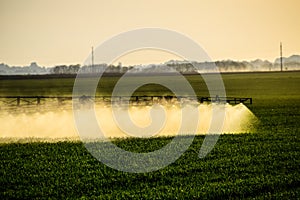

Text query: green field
(1, 71), (300, 199)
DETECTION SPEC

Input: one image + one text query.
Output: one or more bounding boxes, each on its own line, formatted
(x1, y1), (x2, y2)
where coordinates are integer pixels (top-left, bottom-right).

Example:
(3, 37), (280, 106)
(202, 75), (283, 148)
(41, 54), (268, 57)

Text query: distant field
(1, 71), (299, 198)
(1, 71), (300, 103)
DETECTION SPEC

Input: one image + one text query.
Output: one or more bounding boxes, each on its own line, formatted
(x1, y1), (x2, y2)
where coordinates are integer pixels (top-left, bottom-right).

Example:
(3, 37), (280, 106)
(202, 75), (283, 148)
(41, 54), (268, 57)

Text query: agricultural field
(1, 71), (300, 199)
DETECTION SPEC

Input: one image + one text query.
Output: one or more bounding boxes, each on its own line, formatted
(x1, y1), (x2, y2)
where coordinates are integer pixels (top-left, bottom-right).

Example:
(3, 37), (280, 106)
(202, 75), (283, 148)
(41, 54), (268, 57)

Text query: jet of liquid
(0, 101), (257, 143)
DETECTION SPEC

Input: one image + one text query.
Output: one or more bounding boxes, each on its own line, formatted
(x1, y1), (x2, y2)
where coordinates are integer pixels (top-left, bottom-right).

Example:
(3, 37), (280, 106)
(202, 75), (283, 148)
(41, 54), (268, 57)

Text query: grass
(1, 71), (299, 99)
(0, 71), (300, 199)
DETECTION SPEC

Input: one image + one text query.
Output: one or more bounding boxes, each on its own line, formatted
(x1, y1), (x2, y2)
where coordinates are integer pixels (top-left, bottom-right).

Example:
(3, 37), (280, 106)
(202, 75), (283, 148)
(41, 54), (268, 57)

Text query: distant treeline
(1, 55), (300, 75)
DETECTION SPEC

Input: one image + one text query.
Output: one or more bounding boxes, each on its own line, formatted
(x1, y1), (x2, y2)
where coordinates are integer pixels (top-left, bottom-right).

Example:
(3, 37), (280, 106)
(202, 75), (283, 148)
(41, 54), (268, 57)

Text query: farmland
(1, 71), (300, 199)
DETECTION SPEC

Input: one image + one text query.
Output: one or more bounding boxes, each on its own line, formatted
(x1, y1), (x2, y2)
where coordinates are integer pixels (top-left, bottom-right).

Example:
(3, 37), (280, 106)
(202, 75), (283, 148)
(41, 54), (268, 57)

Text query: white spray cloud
(0, 102), (257, 143)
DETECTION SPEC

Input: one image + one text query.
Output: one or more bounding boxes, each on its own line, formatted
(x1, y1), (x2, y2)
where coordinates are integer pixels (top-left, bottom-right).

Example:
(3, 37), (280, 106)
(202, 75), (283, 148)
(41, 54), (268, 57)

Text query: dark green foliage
(1, 122), (299, 199)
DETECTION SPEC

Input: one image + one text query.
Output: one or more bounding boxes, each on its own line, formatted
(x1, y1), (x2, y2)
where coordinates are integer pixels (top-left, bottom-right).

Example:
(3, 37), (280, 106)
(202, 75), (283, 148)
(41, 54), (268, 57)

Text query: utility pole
(280, 42), (283, 71)
(91, 46), (94, 73)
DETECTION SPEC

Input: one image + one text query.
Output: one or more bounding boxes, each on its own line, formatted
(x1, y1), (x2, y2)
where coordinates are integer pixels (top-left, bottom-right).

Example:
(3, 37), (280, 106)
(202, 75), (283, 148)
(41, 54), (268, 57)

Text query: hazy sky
(1, 0), (299, 67)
